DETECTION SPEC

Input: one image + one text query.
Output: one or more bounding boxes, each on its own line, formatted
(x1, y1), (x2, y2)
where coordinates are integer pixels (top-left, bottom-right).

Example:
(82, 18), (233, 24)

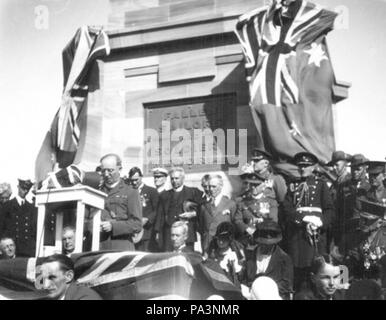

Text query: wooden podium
(35, 186), (107, 257)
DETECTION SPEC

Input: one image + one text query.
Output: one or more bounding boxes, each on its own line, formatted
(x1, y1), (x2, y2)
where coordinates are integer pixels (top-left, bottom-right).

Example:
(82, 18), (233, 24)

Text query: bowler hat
(251, 148), (272, 162)
(350, 154), (369, 168)
(293, 152), (318, 167)
(367, 161), (386, 176)
(253, 220), (282, 245)
(18, 179), (33, 191)
(327, 151), (352, 166)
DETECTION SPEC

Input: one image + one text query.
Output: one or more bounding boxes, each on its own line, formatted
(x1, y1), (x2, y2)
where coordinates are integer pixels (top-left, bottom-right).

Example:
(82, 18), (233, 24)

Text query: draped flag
(235, 0), (338, 176)
(0, 252), (243, 300)
(36, 26), (110, 182)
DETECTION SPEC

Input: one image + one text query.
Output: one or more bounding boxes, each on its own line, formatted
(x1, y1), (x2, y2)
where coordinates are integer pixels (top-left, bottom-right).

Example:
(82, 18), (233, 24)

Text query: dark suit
(99, 179), (142, 251)
(1, 198), (37, 257)
(64, 283), (102, 300)
(242, 245), (294, 299)
(294, 288), (345, 300)
(135, 184), (159, 252)
(198, 196), (241, 253)
(155, 186), (203, 251)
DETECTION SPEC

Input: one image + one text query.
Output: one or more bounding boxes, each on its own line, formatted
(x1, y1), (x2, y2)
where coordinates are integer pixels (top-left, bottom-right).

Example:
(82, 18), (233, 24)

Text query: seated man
(170, 221), (192, 254)
(40, 254), (102, 300)
(0, 237), (16, 259)
(62, 226), (76, 256)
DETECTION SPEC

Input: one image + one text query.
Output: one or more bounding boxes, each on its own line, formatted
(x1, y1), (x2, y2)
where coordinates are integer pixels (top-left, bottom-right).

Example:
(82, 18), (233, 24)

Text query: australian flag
(235, 0), (338, 176)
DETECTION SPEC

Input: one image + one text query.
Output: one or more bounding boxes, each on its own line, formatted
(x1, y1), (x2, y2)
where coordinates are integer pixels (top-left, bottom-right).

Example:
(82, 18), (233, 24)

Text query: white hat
(151, 167), (168, 176)
(250, 277), (282, 300)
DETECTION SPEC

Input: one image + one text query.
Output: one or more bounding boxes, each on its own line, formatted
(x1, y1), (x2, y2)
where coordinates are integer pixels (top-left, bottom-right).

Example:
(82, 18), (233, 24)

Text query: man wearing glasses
(98, 153), (142, 251)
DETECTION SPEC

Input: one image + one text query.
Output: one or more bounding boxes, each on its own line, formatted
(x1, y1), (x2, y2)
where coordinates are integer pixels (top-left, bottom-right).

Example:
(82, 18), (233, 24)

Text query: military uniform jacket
(235, 191), (279, 234)
(282, 175), (335, 268)
(139, 184), (159, 241)
(100, 179), (142, 251)
(2, 198), (37, 257)
(198, 196), (239, 253)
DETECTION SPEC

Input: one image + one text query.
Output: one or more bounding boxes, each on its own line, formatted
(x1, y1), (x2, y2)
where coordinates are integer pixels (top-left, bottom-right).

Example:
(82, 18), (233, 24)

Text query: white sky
(0, 0), (386, 190)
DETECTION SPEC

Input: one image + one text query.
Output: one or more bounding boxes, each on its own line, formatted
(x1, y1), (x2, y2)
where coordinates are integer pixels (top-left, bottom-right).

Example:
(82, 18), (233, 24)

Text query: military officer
(282, 152), (335, 291)
(235, 173), (279, 246)
(251, 148), (287, 204)
(365, 161), (386, 204)
(350, 154), (371, 198)
(327, 151), (355, 256)
(1, 179), (37, 257)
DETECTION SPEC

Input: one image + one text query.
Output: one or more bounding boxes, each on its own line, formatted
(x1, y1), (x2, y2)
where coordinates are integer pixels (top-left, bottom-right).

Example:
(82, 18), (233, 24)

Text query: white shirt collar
(157, 185), (166, 193)
(15, 195), (27, 206)
(214, 194), (223, 207)
(105, 180), (120, 190)
(173, 185), (184, 193)
(175, 244), (186, 253)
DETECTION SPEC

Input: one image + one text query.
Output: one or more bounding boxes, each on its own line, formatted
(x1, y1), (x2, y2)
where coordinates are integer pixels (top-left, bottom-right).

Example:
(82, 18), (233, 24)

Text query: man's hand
(101, 221), (112, 232)
(179, 211), (196, 219)
(246, 227), (256, 236)
(142, 217), (149, 226)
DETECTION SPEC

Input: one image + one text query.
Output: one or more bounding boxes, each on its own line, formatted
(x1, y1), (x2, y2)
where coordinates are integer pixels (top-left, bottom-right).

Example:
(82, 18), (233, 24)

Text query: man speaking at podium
(98, 153), (142, 251)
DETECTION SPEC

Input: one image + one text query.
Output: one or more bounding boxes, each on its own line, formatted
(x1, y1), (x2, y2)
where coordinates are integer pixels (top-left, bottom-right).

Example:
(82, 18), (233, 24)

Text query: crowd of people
(1, 149), (386, 300)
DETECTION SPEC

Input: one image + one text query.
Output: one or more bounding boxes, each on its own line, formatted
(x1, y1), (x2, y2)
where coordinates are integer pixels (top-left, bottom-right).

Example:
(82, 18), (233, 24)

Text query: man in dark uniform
(351, 154), (371, 199)
(327, 151), (354, 256)
(235, 173), (279, 246)
(365, 161), (386, 204)
(1, 179), (37, 257)
(282, 152), (335, 291)
(151, 167), (169, 194)
(251, 148), (287, 204)
(98, 153), (142, 251)
(155, 167), (203, 252)
(128, 167), (159, 252)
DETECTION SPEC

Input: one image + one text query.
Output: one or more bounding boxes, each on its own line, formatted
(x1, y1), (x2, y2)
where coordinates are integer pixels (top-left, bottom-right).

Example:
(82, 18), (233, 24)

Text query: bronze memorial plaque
(144, 94), (237, 175)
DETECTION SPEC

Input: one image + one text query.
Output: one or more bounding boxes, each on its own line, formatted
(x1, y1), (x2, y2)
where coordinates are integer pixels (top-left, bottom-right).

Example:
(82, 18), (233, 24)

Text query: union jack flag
(0, 252), (243, 300)
(50, 26), (110, 168)
(235, 0), (338, 171)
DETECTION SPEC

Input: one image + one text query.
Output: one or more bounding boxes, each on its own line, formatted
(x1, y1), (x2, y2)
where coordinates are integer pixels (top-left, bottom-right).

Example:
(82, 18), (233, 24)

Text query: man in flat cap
(327, 151), (355, 257)
(151, 167), (169, 194)
(1, 179), (37, 257)
(250, 148), (287, 204)
(282, 152), (335, 291)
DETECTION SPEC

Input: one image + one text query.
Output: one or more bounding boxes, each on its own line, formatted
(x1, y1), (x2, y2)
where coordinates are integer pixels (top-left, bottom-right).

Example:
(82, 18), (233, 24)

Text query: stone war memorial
(35, 0), (349, 196)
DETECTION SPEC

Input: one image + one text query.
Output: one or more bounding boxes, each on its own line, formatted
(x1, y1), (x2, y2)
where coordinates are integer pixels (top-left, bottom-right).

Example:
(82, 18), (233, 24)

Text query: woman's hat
(253, 220), (282, 245)
(215, 221), (235, 239)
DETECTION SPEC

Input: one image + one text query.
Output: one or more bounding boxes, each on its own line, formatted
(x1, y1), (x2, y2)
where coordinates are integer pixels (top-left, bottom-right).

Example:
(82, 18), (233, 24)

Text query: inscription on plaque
(144, 94), (237, 174)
